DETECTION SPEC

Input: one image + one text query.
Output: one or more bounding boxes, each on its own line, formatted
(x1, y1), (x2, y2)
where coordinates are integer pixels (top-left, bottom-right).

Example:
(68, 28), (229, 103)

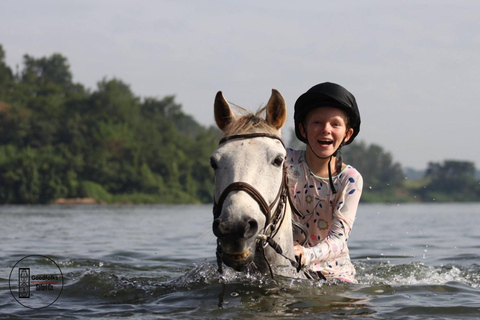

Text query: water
(1, 203), (479, 319)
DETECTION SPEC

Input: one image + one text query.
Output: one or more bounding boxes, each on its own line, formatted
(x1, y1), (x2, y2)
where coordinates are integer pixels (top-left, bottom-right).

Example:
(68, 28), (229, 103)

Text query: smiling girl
(287, 82), (363, 283)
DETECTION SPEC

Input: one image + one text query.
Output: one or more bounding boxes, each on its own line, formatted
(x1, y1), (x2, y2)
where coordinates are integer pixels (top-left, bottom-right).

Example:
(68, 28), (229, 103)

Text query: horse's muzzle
(212, 216), (259, 241)
(213, 214), (259, 269)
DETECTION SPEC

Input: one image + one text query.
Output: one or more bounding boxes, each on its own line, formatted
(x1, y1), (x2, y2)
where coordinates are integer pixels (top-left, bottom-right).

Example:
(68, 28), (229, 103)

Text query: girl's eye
(272, 156), (284, 167)
(210, 157), (218, 170)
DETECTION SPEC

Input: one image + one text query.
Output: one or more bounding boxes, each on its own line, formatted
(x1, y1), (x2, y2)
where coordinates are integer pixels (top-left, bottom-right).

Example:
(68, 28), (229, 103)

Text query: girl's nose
(320, 123), (331, 133)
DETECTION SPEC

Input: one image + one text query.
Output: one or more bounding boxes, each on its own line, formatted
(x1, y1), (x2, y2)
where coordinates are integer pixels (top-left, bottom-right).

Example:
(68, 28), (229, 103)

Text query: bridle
(212, 133), (307, 278)
(213, 133), (287, 226)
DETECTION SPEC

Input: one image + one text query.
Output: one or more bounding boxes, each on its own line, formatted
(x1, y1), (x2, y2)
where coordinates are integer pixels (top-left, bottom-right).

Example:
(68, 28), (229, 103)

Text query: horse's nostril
(213, 216), (258, 240)
(244, 219), (258, 239)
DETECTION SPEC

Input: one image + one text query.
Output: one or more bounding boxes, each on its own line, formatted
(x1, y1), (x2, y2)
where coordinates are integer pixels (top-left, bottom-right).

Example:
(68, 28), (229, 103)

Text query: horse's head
(211, 89), (288, 271)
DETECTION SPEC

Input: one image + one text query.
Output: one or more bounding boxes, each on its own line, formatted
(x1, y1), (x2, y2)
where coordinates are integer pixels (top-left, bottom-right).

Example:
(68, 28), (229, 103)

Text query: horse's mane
(222, 106), (282, 138)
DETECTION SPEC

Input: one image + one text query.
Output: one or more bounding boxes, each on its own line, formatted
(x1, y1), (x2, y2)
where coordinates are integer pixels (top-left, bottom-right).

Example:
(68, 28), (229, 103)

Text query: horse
(211, 89), (307, 279)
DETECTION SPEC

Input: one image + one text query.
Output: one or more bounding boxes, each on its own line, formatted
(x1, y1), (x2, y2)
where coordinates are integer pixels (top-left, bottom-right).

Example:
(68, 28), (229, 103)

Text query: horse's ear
(265, 89), (287, 130)
(214, 91), (235, 131)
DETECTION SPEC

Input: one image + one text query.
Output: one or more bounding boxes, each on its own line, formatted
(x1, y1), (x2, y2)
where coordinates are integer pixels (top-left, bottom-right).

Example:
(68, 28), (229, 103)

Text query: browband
(219, 133), (285, 148)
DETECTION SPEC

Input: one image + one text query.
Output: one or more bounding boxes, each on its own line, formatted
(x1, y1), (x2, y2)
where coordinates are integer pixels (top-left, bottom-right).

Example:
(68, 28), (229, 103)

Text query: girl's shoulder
(341, 164), (361, 176)
(338, 165), (363, 185)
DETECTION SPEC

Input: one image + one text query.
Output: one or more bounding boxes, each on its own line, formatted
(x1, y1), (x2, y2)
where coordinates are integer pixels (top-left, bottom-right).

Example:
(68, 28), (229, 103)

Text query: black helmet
(294, 82), (361, 145)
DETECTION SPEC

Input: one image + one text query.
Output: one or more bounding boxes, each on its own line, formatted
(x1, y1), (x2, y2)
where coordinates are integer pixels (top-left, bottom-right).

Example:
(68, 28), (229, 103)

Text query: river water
(1, 203), (479, 319)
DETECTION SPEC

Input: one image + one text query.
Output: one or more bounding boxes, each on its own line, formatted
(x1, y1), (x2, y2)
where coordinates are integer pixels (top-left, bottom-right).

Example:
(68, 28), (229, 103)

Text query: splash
(357, 261), (480, 288)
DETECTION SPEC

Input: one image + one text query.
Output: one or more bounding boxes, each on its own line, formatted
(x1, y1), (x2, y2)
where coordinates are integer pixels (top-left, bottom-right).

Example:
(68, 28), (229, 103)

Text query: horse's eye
(210, 157), (218, 170)
(272, 155), (284, 167)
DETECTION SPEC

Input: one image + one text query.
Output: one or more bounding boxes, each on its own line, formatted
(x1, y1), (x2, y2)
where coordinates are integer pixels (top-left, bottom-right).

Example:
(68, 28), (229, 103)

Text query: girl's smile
(301, 107), (353, 157)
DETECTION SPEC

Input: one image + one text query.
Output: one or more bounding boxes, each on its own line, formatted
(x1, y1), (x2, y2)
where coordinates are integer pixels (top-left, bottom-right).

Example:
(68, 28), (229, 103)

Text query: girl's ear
(344, 127), (354, 143)
(299, 122), (307, 140)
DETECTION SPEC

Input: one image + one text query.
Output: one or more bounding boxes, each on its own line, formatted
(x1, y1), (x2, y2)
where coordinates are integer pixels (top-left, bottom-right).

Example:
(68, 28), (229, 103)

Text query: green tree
(0, 145), (41, 203)
(342, 141), (405, 202)
(419, 160), (479, 201)
(20, 53), (74, 92)
(0, 44), (14, 101)
(343, 141), (404, 189)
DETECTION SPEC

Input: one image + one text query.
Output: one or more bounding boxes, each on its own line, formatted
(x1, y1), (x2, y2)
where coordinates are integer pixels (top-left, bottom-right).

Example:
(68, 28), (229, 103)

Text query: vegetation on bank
(0, 45), (479, 204)
(0, 45), (219, 204)
(343, 142), (480, 203)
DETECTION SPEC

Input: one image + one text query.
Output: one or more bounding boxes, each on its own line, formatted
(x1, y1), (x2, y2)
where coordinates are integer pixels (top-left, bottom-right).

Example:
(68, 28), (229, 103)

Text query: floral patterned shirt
(286, 148), (363, 283)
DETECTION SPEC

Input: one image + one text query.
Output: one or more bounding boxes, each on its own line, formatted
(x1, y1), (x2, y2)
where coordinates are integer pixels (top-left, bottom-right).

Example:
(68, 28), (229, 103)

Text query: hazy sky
(2, 0), (480, 170)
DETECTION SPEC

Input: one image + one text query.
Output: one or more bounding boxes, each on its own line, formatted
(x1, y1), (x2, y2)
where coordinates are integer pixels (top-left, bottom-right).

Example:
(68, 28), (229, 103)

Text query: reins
(213, 133), (307, 278)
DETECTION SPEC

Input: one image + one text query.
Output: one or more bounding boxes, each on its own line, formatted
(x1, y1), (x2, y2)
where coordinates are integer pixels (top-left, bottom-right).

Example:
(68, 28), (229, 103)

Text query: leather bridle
(212, 133), (306, 278)
(213, 132), (287, 233)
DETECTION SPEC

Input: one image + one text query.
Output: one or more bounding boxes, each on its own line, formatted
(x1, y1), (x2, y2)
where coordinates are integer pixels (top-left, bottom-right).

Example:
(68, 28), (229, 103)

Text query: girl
(288, 82), (362, 283)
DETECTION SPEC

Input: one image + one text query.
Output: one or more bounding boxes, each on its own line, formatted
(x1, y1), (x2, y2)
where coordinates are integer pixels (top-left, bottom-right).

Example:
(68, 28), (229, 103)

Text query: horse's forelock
(222, 107), (281, 138)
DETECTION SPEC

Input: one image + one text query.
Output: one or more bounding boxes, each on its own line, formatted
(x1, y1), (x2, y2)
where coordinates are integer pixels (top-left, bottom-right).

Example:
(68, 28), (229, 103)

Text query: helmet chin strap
(304, 131), (346, 195)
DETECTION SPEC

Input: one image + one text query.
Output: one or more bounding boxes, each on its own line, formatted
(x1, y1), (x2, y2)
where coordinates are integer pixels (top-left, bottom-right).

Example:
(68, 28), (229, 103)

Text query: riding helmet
(294, 82), (361, 145)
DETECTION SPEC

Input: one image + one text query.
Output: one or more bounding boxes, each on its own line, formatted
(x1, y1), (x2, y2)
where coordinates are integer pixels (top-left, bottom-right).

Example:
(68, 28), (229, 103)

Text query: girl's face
(300, 107), (354, 158)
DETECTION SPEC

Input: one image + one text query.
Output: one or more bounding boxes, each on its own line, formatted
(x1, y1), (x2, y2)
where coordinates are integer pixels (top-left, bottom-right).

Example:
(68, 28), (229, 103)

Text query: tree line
(0, 45), (219, 204)
(1, 45), (478, 204)
(341, 141), (480, 202)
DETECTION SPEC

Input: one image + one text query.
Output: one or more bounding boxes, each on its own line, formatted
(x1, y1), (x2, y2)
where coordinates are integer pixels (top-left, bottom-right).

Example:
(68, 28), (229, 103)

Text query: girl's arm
(303, 171), (363, 266)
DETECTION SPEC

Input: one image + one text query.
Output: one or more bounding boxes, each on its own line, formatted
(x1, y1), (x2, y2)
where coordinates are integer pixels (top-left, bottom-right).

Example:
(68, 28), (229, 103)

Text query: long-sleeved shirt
(286, 148), (363, 283)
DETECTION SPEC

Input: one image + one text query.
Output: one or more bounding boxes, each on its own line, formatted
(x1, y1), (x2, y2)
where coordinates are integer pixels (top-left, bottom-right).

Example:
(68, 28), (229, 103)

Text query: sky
(1, 0), (480, 170)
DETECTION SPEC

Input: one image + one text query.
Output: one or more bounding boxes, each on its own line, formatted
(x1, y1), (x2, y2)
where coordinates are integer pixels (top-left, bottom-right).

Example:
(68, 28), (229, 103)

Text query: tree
(0, 47), (215, 204)
(420, 160), (479, 201)
(0, 44), (14, 101)
(16, 45), (476, 204)
(345, 141), (404, 188)
(20, 53), (74, 93)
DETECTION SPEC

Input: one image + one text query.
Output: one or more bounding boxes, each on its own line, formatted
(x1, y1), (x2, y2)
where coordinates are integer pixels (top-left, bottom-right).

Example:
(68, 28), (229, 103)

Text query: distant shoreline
(51, 198), (98, 204)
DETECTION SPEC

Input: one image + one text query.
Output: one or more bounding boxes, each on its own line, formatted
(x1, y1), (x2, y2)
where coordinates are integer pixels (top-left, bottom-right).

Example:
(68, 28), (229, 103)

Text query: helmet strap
(327, 156), (337, 194)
